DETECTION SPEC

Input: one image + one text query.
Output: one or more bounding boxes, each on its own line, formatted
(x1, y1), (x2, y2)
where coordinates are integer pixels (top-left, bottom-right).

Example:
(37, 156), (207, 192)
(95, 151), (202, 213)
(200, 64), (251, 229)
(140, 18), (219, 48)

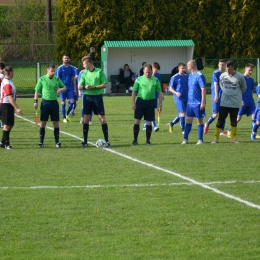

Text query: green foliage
(57, 0), (260, 60)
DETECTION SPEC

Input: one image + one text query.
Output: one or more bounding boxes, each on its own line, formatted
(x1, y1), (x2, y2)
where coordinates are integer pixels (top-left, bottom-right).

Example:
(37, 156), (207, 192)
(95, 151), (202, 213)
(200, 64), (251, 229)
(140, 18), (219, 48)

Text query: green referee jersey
(35, 75), (64, 100)
(133, 75), (161, 100)
(79, 68), (108, 95)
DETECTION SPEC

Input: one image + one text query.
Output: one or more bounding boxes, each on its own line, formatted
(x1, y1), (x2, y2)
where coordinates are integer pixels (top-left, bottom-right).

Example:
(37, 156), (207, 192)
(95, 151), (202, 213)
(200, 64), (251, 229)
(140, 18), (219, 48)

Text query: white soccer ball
(96, 139), (106, 148)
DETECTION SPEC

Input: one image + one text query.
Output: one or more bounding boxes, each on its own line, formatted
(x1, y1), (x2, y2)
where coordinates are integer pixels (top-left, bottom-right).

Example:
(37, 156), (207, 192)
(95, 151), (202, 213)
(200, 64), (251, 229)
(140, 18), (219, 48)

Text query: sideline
(1, 180), (260, 190)
(14, 114), (260, 210)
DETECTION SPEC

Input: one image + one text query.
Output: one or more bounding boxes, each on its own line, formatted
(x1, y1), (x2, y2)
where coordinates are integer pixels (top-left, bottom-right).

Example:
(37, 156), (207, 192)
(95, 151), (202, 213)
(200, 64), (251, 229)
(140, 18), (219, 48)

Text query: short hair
(188, 60), (197, 68)
(226, 61), (234, 67)
(219, 59), (226, 63)
(90, 47), (95, 51)
(245, 63), (254, 69)
(62, 54), (70, 58)
(47, 64), (55, 69)
(0, 62), (5, 70)
(152, 62), (160, 70)
(142, 62), (146, 66)
(143, 64), (152, 71)
(4, 66), (13, 75)
(81, 55), (89, 62)
(82, 56), (93, 64)
(178, 62), (186, 67)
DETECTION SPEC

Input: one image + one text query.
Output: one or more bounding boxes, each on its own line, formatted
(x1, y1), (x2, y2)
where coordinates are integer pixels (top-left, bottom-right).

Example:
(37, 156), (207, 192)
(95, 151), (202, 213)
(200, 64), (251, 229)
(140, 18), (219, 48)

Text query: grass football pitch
(1, 95), (260, 259)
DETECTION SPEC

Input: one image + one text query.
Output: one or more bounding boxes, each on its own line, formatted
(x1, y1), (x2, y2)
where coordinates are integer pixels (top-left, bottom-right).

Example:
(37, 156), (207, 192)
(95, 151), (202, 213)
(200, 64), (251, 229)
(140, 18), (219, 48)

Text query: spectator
(119, 64), (134, 93)
(88, 47), (96, 61)
(139, 62), (146, 76)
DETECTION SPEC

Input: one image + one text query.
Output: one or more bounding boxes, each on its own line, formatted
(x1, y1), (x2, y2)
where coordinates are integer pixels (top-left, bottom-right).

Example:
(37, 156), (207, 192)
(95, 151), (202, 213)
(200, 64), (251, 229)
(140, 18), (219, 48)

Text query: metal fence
(5, 59), (259, 94)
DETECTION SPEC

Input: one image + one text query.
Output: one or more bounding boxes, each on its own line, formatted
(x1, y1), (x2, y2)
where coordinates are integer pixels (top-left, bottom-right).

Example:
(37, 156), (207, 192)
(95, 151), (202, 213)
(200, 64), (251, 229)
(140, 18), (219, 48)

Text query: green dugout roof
(103, 40), (195, 48)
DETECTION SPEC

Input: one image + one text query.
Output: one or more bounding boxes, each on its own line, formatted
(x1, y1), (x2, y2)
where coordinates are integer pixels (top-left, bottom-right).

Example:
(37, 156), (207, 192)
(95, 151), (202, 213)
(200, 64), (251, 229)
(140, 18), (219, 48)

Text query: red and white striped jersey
(0, 77), (16, 104)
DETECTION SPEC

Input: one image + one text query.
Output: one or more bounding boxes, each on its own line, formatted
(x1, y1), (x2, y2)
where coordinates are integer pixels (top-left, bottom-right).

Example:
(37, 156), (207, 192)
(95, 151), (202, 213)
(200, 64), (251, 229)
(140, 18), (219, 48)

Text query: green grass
(1, 96), (260, 259)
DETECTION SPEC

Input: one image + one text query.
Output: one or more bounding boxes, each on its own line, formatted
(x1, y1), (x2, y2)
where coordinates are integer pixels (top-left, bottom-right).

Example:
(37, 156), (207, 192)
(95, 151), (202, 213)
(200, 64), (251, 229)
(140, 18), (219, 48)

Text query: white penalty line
(15, 114), (260, 210)
(1, 180), (260, 190)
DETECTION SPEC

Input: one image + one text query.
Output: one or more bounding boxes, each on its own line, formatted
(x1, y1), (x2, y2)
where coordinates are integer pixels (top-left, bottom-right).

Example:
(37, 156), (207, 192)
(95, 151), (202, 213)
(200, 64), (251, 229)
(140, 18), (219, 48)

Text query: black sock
(83, 124), (89, 143)
(146, 125), (152, 141)
(133, 124), (140, 141)
(102, 123), (108, 142)
(40, 127), (45, 144)
(54, 128), (59, 143)
(1, 130), (4, 144)
(3, 130), (10, 146)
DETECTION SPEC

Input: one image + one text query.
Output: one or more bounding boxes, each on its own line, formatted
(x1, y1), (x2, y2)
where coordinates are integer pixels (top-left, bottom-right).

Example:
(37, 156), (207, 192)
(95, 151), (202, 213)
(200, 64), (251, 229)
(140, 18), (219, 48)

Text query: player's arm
(213, 82), (218, 103)
(34, 91), (39, 109)
(4, 84), (22, 114)
(201, 87), (206, 110)
(7, 95), (22, 114)
(158, 91), (163, 112)
(131, 90), (137, 110)
(86, 83), (106, 90)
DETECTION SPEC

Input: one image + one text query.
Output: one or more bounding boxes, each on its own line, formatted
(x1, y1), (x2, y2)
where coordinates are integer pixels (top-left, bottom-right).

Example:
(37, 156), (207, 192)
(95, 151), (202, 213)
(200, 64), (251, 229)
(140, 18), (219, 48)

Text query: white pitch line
(1, 180), (260, 190)
(15, 114), (260, 210)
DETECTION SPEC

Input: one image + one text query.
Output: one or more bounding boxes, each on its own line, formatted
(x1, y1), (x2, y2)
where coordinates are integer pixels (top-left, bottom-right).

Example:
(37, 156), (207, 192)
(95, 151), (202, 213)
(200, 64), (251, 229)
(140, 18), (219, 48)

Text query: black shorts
(134, 97), (155, 121)
(40, 99), (59, 122)
(1, 103), (14, 125)
(83, 94), (105, 116)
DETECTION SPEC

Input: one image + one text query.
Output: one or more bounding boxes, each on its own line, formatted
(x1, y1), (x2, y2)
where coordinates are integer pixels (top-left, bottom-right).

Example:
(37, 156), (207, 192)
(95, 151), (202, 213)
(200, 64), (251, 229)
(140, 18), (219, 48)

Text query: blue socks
(180, 117), (185, 130)
(252, 123), (259, 133)
(198, 124), (204, 141)
(206, 116), (215, 126)
(61, 104), (66, 118)
(184, 123), (192, 140)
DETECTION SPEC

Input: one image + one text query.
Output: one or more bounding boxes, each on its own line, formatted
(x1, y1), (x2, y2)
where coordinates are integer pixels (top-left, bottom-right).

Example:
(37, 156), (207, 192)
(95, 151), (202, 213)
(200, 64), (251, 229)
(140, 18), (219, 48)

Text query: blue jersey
(154, 72), (161, 99)
(242, 76), (255, 105)
(188, 71), (206, 104)
(211, 70), (223, 100)
(78, 69), (86, 83)
(256, 85), (260, 104)
(169, 73), (188, 101)
(55, 64), (75, 89)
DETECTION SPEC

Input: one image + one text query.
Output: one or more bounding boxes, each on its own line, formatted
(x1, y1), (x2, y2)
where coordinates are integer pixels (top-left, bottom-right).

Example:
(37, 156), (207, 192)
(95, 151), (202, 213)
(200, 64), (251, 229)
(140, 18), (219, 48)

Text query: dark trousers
(216, 106), (239, 129)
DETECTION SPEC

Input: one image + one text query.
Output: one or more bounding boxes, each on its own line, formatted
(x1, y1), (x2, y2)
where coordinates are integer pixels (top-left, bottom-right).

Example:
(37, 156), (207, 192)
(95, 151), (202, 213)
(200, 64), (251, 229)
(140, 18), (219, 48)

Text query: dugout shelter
(101, 40), (195, 92)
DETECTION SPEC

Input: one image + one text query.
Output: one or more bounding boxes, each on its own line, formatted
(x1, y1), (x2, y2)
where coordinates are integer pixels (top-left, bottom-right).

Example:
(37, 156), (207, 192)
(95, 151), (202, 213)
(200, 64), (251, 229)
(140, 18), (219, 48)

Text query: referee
(34, 64), (66, 148)
(131, 64), (163, 145)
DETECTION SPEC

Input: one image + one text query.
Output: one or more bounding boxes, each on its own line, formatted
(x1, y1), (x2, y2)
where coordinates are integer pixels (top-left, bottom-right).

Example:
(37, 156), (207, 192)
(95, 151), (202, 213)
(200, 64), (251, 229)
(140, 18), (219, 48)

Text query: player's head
(244, 63), (254, 76)
(62, 54), (70, 65)
(0, 62), (5, 72)
(47, 64), (56, 78)
(178, 62), (186, 75)
(90, 47), (95, 53)
(142, 62), (146, 67)
(218, 59), (226, 72)
(226, 60), (235, 74)
(143, 64), (152, 78)
(152, 62), (160, 70)
(187, 60), (197, 72)
(3, 66), (14, 78)
(82, 56), (93, 70)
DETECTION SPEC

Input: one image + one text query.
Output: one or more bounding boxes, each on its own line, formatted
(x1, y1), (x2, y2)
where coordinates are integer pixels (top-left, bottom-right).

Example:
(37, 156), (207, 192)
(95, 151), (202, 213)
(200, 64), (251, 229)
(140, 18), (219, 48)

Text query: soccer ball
(96, 139), (107, 148)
